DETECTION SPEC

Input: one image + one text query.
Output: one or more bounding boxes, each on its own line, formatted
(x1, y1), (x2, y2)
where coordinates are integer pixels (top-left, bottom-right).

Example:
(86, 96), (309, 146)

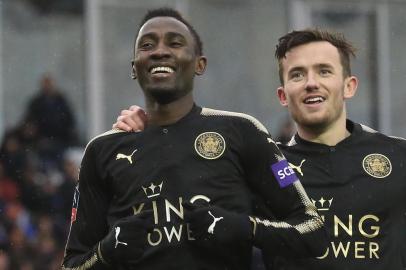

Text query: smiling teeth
(151, 67), (174, 74)
(305, 97), (324, 103)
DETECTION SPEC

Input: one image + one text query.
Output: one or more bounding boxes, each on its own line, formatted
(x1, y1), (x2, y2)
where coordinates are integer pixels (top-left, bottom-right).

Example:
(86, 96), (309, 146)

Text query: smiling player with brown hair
(271, 29), (406, 270)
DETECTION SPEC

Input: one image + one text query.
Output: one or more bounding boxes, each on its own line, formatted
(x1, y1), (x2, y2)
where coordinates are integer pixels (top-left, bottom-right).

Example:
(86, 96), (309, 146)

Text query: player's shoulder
(275, 137), (298, 157)
(200, 107), (269, 134)
(359, 123), (406, 148)
(276, 140), (290, 150)
(83, 129), (131, 154)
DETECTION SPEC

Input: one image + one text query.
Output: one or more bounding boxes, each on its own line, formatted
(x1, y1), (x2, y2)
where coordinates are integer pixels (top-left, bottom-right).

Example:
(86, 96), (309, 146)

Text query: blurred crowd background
(0, 0), (405, 269)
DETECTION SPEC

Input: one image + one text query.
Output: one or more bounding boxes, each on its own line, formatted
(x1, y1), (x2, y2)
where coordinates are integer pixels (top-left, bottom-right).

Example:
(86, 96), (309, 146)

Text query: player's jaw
(292, 86), (346, 132)
(138, 58), (196, 104)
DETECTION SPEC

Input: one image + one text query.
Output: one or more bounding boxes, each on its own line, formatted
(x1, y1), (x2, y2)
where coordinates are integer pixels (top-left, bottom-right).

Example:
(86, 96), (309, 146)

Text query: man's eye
(170, 41), (183, 47)
(140, 42), (153, 49)
(320, 69), (331, 76)
(290, 72), (304, 81)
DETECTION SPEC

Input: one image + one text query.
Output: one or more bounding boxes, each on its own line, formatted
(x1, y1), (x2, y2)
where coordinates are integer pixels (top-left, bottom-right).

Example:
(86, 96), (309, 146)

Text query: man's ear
(343, 75), (358, 99)
(195, 56), (207, 76)
(131, 60), (137, 80)
(277, 86), (288, 107)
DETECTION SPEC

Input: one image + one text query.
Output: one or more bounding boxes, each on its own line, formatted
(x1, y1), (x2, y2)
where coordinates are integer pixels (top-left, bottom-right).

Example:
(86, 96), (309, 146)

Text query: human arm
(178, 116), (326, 259)
(240, 119), (326, 258)
(61, 139), (151, 269)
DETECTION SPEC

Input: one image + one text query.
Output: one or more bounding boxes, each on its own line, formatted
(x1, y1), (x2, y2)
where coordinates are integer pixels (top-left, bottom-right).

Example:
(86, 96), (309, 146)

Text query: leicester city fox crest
(362, 153), (392, 178)
(194, 132), (226, 159)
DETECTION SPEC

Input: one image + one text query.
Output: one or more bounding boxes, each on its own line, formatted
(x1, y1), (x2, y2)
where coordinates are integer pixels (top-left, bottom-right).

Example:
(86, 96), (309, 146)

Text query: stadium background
(0, 0), (405, 269)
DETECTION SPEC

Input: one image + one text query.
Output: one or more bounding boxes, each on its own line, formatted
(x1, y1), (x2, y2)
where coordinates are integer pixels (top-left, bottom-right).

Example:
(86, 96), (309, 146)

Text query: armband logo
(271, 159), (298, 188)
(71, 185), (80, 223)
(362, 153), (392, 178)
(194, 132), (226, 160)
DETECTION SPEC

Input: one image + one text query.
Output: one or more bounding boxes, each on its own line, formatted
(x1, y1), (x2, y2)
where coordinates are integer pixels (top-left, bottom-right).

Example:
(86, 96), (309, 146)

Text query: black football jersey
(62, 105), (325, 270)
(271, 120), (406, 270)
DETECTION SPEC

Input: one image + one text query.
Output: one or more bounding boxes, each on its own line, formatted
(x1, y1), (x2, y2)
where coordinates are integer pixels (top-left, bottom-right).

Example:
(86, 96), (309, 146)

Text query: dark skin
(131, 17), (207, 126)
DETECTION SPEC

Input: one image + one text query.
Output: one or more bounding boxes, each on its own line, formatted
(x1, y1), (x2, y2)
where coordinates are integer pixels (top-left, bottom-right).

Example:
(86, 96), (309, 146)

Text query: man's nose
(305, 72), (320, 90)
(150, 42), (171, 59)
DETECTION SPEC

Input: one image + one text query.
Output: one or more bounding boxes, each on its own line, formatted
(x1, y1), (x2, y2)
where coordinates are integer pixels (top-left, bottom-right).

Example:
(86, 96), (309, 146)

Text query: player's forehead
(282, 41), (341, 70)
(137, 16), (193, 41)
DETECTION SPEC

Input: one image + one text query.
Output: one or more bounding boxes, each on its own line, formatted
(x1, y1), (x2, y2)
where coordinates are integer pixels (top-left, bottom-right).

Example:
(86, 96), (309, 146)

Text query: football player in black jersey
(270, 29), (406, 270)
(62, 9), (325, 270)
(114, 28), (406, 269)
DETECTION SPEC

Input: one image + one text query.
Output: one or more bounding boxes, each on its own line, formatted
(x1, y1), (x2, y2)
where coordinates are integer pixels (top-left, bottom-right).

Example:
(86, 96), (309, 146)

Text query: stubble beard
(296, 105), (345, 136)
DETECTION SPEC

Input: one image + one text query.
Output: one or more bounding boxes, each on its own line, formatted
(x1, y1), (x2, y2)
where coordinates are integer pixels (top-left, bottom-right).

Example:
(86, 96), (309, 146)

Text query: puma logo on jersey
(114, 227), (128, 248)
(289, 159), (306, 176)
(116, 149), (138, 164)
(208, 211), (223, 234)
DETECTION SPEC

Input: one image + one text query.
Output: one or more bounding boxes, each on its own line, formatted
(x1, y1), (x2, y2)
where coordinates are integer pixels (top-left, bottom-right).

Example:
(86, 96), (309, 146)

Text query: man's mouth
(150, 66), (175, 74)
(303, 96), (325, 104)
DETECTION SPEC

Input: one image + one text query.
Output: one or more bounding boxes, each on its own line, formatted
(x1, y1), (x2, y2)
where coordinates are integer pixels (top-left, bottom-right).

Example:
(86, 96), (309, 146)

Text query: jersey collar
(287, 119), (363, 153)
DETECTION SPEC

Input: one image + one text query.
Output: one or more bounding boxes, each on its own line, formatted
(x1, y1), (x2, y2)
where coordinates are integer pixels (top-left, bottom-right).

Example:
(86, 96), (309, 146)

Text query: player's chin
(148, 89), (180, 105)
(300, 116), (330, 129)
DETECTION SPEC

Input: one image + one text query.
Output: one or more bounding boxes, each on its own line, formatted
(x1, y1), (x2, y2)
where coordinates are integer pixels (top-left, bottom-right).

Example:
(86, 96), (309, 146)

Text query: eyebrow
(138, 31), (187, 41)
(288, 63), (334, 74)
(287, 66), (305, 75)
(317, 63), (334, 69)
(166, 31), (187, 40)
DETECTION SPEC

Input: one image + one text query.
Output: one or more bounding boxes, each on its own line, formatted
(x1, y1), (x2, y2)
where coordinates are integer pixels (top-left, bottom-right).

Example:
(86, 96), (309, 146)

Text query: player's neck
(145, 93), (194, 126)
(297, 114), (350, 146)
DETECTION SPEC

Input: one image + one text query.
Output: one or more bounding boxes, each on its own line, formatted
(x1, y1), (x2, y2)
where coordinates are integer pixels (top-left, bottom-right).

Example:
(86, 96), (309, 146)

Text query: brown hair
(275, 29), (356, 84)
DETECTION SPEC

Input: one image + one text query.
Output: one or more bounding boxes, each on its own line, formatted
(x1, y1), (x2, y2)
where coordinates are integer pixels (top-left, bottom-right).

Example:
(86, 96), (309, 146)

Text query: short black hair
(275, 29), (356, 85)
(134, 8), (203, 56)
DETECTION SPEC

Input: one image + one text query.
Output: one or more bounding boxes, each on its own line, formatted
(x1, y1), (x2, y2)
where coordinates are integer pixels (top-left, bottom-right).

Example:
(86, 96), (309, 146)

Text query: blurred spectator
(53, 148), (82, 220)
(0, 129), (27, 181)
(34, 235), (57, 269)
(5, 201), (36, 242)
(23, 73), (78, 150)
(7, 225), (35, 270)
(0, 161), (20, 204)
(33, 215), (60, 269)
(18, 160), (49, 214)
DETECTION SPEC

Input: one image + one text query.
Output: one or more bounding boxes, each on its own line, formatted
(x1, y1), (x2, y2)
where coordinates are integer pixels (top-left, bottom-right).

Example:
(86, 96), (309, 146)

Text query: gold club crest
(362, 153), (392, 178)
(194, 132), (226, 159)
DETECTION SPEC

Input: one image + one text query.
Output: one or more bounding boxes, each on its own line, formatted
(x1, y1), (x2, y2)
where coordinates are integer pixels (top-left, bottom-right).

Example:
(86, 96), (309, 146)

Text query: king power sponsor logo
(132, 194), (211, 247)
(313, 197), (382, 260)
